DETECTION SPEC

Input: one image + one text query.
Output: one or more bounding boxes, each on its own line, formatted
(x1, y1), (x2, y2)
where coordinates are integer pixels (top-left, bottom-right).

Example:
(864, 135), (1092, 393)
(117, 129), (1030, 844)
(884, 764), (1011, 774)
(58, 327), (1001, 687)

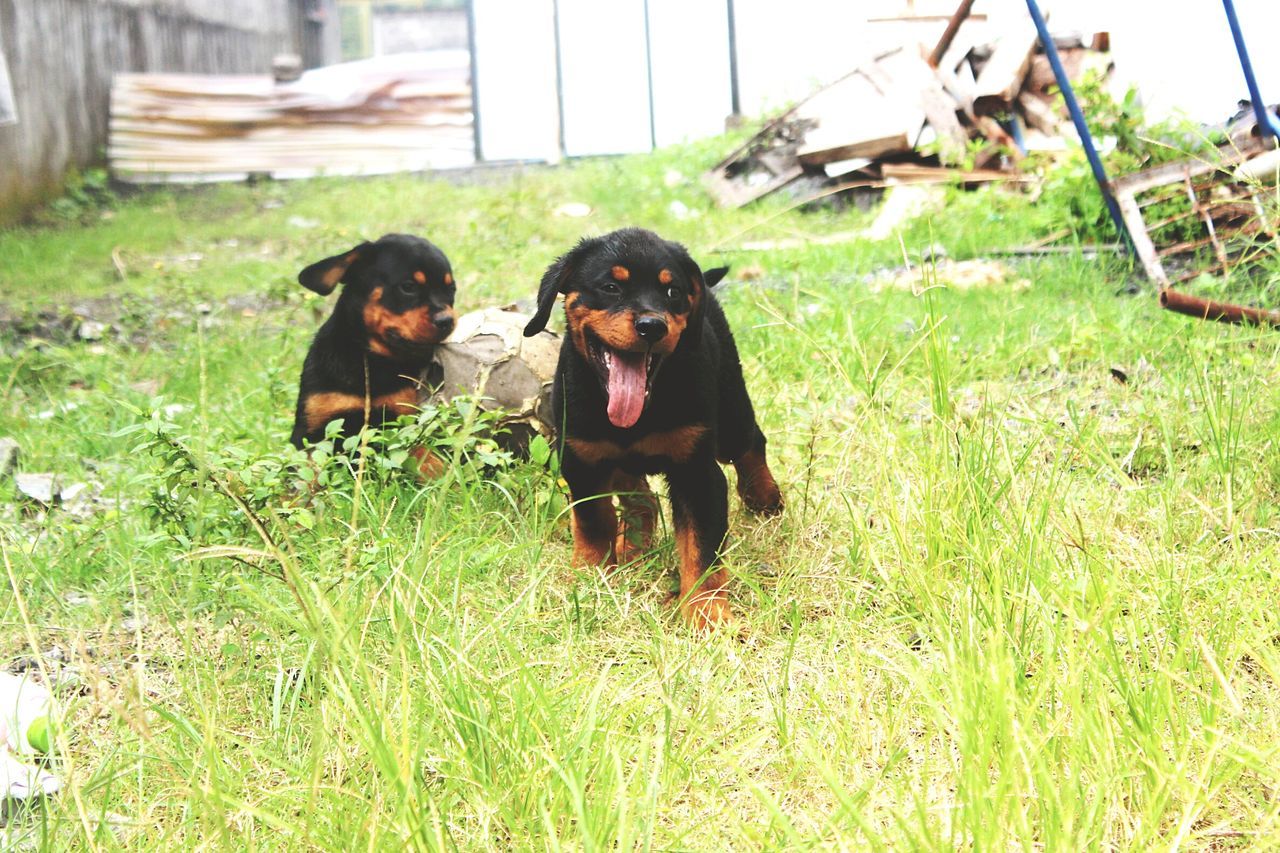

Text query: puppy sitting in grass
(290, 234), (457, 477)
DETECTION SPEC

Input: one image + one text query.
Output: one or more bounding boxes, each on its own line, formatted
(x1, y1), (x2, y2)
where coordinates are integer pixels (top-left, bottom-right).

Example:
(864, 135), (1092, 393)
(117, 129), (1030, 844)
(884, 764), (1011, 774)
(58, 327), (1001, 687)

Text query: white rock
(1, 750), (61, 802)
(35, 402), (80, 421)
(76, 320), (107, 341)
(14, 474), (58, 505)
(553, 202), (592, 218)
(668, 200), (696, 220)
(57, 482), (90, 504)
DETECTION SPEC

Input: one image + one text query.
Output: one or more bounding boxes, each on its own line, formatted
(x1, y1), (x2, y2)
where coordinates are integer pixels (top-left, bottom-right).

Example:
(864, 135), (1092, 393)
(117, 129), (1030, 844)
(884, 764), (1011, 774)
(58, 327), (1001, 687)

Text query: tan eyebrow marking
(611, 266), (630, 282)
(658, 269), (673, 284)
(413, 271), (426, 284)
(444, 272), (453, 285)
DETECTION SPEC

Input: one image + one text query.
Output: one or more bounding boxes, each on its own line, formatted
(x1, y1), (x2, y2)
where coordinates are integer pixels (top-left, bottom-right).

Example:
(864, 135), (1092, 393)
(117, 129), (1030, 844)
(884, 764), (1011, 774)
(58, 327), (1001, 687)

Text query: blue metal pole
(1222, 0), (1280, 140)
(1024, 0), (1133, 253)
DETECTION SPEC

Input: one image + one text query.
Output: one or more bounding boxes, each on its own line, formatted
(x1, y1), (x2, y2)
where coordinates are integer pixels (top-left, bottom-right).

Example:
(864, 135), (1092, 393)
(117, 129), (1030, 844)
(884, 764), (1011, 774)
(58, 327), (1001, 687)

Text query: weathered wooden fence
(0, 0), (295, 222)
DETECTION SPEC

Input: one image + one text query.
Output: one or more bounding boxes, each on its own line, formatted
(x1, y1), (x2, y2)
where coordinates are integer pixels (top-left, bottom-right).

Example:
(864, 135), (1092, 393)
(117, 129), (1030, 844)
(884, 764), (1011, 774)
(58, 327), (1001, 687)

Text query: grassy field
(3, 138), (1280, 850)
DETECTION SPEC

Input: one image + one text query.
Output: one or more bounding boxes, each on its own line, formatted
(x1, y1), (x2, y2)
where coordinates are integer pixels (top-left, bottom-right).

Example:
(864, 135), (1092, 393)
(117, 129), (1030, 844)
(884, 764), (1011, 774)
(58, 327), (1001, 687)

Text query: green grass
(3, 139), (1280, 850)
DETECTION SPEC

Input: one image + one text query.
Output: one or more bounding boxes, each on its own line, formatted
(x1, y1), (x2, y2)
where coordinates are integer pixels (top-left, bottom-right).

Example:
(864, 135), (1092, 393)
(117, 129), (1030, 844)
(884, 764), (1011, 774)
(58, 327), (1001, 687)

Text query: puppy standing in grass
(523, 228), (782, 630)
(291, 234), (457, 476)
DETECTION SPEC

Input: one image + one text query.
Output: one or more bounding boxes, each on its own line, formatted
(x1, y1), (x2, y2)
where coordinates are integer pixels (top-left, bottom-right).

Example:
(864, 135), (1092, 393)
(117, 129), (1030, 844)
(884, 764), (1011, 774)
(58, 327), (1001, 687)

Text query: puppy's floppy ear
(297, 242), (373, 296)
(677, 254), (709, 349)
(524, 237), (597, 337)
(704, 266), (730, 288)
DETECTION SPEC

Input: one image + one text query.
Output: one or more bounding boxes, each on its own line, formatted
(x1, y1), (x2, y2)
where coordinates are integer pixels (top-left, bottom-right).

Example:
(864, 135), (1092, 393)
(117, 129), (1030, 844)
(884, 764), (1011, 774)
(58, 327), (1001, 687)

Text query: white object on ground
(13, 474), (58, 505)
(862, 185), (945, 242)
(1, 751), (60, 802)
(0, 673), (53, 756)
(553, 202), (592, 218)
(0, 673), (61, 806)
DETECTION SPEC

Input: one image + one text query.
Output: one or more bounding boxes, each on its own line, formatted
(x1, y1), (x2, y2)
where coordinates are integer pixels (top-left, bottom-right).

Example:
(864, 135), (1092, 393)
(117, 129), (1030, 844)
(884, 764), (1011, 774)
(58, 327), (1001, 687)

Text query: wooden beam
(1017, 92), (1060, 134)
(928, 0), (978, 68)
(797, 133), (911, 167)
(972, 18), (1042, 116)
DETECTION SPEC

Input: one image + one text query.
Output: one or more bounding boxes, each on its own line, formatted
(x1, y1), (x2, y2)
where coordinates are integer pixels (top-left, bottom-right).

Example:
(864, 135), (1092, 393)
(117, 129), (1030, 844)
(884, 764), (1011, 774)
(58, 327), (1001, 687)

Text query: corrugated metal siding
(0, 0), (292, 222)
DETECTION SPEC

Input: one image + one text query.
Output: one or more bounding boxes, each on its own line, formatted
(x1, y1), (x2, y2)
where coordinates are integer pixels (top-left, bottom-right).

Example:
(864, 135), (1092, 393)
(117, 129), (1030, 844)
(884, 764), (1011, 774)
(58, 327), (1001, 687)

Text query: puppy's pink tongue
(606, 350), (647, 428)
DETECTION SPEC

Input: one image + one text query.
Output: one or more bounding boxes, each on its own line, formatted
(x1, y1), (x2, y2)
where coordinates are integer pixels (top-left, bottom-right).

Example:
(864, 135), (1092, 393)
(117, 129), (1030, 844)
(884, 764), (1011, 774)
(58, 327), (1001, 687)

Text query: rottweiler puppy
(523, 228), (782, 630)
(290, 234), (457, 476)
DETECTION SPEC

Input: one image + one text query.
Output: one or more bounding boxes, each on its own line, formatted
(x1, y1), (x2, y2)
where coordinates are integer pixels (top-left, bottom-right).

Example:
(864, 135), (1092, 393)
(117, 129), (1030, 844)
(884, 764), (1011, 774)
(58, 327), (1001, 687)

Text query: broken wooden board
(798, 132), (911, 167)
(917, 70), (968, 163)
(972, 14), (1042, 116)
(879, 163), (1025, 184)
(795, 64), (917, 166)
(1024, 48), (1112, 94)
(798, 49), (959, 167)
(702, 112), (814, 207)
(702, 158), (805, 208)
(705, 51), (921, 207)
(972, 115), (1024, 164)
(1017, 92), (1060, 134)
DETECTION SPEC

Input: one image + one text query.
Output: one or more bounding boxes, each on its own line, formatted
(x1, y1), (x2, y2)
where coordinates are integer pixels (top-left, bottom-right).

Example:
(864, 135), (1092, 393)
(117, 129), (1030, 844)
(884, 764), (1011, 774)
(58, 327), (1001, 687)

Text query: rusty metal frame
(1110, 137), (1280, 327)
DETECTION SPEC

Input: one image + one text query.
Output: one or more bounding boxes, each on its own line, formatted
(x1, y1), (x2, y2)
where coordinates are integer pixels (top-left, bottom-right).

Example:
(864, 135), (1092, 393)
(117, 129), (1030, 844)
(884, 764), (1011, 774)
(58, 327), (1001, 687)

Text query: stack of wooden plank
(705, 2), (1111, 207)
(110, 52), (475, 183)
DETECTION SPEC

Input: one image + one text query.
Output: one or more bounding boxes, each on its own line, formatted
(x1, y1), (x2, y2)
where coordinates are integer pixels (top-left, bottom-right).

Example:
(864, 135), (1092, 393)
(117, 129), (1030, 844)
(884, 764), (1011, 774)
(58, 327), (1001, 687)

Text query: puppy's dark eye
(665, 286), (681, 300)
(397, 280), (417, 295)
(600, 282), (622, 296)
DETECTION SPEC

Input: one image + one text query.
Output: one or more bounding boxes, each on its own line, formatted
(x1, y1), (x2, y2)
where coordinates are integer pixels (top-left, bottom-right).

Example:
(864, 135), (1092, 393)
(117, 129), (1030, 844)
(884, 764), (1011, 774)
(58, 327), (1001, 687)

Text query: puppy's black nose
(434, 313), (455, 335)
(634, 314), (667, 342)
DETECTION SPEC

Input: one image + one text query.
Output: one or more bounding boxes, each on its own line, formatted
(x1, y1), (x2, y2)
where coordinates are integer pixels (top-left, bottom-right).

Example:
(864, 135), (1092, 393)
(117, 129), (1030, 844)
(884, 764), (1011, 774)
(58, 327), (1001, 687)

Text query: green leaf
(529, 434), (551, 466)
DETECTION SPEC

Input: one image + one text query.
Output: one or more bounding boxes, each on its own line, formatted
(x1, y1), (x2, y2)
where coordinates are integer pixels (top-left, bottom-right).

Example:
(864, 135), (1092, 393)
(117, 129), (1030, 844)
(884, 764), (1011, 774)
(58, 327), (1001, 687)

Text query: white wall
(471, 0), (562, 163)
(469, 0), (1280, 163)
(1054, 0), (1280, 125)
(730, 0), (874, 114)
(554, 0), (654, 157)
(647, 0), (733, 147)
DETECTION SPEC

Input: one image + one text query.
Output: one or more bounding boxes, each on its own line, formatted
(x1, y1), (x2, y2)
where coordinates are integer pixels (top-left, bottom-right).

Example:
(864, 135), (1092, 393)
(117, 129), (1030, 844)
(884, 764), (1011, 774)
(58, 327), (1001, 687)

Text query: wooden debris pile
(705, 3), (1111, 207)
(109, 52), (475, 184)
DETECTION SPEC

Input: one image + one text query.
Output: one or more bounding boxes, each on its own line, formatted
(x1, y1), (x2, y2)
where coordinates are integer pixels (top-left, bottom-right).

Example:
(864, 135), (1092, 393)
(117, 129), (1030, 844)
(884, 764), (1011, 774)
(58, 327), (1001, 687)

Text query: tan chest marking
(303, 386), (419, 432)
(567, 424), (708, 466)
(303, 392), (365, 432)
(372, 385), (420, 417)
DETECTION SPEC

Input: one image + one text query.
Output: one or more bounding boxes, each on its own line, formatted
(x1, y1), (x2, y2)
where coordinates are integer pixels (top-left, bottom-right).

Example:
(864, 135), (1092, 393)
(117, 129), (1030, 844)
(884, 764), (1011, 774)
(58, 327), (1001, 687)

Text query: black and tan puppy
(523, 228), (782, 630)
(291, 234), (457, 475)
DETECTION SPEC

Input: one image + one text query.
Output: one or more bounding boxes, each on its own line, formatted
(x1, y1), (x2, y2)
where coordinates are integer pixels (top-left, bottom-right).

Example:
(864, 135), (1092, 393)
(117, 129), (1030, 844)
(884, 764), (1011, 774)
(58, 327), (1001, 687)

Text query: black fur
(290, 233), (457, 448)
(524, 227), (781, 627)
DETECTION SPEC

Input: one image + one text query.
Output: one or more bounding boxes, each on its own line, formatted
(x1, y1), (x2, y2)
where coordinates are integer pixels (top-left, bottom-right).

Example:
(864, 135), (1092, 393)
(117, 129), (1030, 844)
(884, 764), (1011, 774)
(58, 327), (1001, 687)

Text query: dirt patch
(0, 292), (296, 350)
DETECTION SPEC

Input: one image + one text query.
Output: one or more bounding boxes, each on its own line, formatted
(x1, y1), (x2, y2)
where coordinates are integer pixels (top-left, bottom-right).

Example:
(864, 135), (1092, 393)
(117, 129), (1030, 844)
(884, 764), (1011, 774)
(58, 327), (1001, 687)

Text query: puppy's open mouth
(587, 334), (662, 428)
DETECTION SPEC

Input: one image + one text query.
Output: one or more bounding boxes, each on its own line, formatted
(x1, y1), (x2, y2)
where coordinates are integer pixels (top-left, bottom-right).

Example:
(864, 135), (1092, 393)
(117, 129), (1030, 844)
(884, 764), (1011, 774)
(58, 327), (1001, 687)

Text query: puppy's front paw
(681, 591), (735, 633)
(409, 446), (445, 480)
(734, 450), (783, 516)
(740, 478), (783, 516)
